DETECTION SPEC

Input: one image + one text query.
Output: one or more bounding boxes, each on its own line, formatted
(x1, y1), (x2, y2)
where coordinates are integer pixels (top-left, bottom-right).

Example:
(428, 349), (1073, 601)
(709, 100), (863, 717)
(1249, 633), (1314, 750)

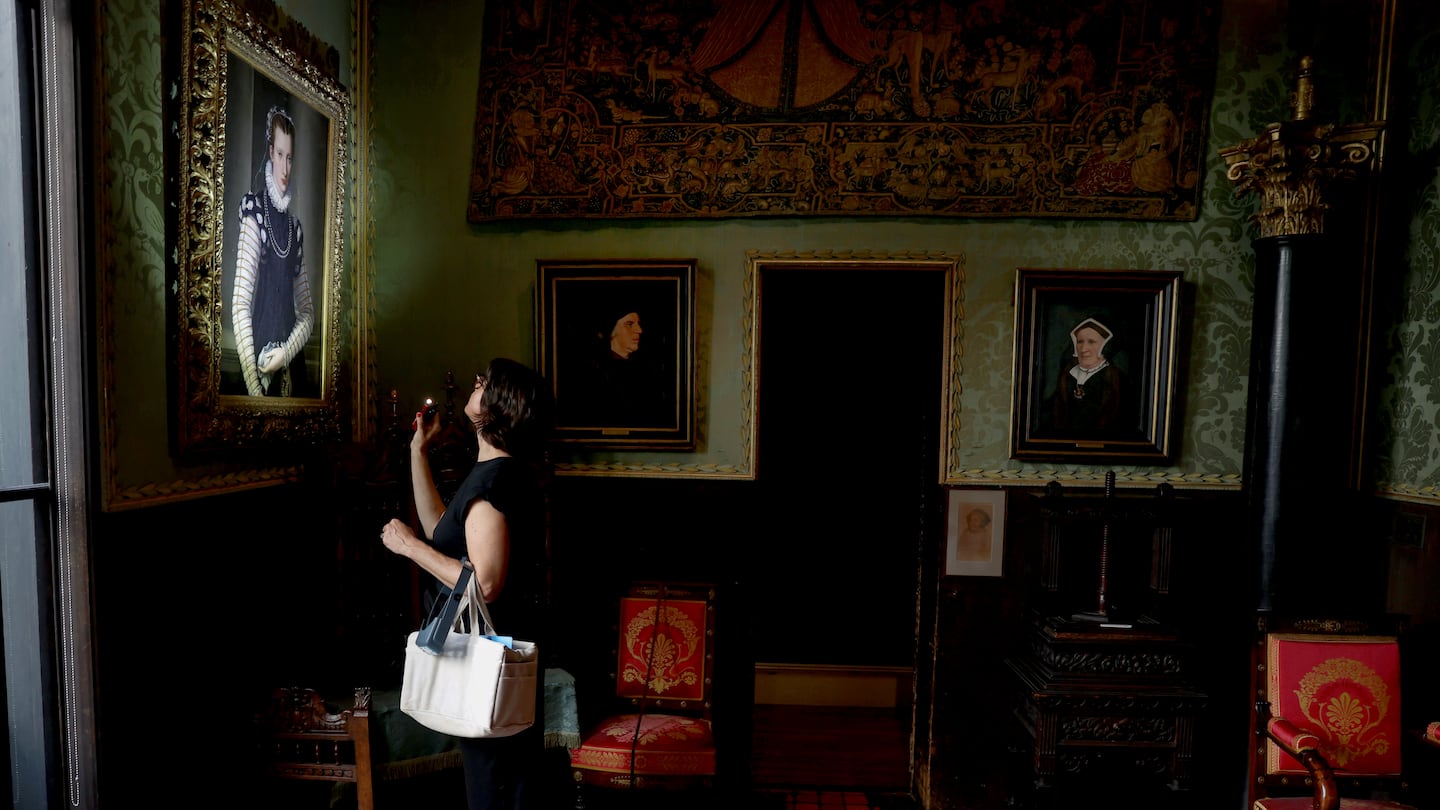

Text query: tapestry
(467, 0), (1221, 222)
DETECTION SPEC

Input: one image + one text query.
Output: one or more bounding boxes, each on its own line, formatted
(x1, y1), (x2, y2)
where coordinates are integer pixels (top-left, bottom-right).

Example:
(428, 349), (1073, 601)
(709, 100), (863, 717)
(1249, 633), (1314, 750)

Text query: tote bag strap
(416, 559), (475, 654)
(454, 558), (502, 636)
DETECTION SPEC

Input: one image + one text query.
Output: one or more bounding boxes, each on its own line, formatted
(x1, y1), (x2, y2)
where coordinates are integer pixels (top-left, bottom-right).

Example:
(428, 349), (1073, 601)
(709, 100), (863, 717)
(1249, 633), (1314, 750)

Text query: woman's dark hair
(266, 105), (294, 150)
(475, 357), (553, 462)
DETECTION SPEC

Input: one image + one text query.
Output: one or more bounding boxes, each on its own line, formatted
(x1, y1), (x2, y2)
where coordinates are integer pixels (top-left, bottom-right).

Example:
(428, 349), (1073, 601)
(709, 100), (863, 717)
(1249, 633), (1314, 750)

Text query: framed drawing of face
(945, 488), (1006, 577)
(536, 258), (696, 451)
(172, 0), (349, 454)
(1009, 268), (1184, 465)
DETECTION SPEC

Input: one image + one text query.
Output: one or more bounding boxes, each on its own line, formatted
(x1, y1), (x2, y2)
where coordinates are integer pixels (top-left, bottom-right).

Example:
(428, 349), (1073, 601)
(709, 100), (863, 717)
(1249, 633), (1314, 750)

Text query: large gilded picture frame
(173, 0), (348, 454)
(1009, 267), (1183, 465)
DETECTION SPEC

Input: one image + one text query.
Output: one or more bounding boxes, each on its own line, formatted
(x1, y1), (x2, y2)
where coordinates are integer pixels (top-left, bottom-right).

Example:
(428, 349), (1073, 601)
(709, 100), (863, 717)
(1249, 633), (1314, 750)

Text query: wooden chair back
(254, 687), (375, 810)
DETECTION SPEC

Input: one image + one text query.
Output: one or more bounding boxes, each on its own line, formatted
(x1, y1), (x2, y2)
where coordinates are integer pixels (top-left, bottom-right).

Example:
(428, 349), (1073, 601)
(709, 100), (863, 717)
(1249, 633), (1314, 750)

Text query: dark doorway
(749, 261), (948, 789)
(753, 265), (945, 664)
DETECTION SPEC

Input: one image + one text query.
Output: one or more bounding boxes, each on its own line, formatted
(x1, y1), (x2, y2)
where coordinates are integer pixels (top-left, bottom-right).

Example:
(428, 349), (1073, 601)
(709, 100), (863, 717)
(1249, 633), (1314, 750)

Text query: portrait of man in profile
(560, 289), (675, 430)
(538, 259), (696, 450)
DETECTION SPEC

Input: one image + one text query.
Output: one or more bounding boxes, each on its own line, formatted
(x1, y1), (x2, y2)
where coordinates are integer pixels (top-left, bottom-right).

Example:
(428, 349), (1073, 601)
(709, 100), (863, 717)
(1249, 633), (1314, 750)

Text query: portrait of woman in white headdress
(1049, 316), (1135, 433)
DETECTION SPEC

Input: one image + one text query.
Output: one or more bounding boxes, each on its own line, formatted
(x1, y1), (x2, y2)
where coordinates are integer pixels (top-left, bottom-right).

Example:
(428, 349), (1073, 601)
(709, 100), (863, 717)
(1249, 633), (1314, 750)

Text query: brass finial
(1291, 55), (1314, 121)
(1217, 56), (1383, 238)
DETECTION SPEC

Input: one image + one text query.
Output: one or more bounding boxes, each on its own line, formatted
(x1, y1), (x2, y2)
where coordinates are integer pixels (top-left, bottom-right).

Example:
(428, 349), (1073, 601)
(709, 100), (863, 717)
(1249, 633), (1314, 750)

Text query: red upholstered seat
(568, 713), (715, 777)
(570, 583), (717, 796)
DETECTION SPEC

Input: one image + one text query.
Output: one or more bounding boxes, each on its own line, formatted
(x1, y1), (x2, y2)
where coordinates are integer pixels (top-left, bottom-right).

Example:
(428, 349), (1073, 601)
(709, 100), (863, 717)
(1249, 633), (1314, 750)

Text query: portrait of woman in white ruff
(217, 60), (329, 399)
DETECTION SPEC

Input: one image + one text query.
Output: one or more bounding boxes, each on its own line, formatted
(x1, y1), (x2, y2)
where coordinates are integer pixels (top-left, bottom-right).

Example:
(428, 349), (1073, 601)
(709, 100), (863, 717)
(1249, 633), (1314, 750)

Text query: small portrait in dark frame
(1010, 268), (1183, 465)
(536, 259), (696, 451)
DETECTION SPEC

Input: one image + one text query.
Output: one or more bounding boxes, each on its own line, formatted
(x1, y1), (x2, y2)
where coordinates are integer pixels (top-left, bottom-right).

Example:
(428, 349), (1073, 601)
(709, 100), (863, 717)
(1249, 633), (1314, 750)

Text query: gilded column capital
(1218, 56), (1384, 238)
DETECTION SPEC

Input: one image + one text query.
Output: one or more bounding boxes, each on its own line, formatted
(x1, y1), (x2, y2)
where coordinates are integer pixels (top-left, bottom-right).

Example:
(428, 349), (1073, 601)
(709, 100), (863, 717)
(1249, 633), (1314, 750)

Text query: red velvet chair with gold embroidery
(1248, 615), (1427, 810)
(569, 582), (717, 806)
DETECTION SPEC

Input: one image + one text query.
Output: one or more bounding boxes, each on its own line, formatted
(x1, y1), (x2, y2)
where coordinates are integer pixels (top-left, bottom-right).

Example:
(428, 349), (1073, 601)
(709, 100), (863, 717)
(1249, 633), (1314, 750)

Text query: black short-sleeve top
(428, 456), (547, 644)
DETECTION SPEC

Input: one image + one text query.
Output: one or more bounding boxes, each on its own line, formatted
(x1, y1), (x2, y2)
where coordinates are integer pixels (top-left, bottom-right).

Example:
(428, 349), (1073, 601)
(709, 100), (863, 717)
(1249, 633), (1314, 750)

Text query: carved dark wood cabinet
(1005, 474), (1209, 793)
(1009, 616), (1207, 788)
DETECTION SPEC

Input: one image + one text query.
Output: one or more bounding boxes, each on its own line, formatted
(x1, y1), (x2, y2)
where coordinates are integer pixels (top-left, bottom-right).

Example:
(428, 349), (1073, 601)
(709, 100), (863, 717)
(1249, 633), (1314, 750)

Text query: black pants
(459, 721), (546, 810)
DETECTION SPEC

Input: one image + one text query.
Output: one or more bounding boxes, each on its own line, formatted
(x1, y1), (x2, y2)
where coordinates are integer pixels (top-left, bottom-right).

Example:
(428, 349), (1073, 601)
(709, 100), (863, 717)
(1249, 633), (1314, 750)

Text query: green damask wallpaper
(1373, 5), (1440, 502)
(95, 0), (1440, 502)
(369, 0), (1294, 489)
(99, 0), (169, 501)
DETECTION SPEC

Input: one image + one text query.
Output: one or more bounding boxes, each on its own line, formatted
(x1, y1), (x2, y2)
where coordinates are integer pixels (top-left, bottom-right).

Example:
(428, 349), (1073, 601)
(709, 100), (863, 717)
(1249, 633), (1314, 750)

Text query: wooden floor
(751, 787), (918, 810)
(271, 705), (918, 810)
(750, 704), (913, 800)
(555, 704), (916, 810)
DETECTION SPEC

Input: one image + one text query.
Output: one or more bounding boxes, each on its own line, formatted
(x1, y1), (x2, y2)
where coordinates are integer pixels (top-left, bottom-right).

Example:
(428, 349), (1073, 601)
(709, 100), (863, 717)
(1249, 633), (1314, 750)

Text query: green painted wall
(94, 0), (1440, 502)
(371, 0), (1289, 489)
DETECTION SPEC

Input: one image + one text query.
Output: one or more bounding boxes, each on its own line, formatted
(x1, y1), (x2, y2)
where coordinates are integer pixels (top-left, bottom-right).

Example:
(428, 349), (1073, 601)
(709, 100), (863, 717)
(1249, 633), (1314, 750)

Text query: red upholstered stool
(570, 583), (717, 797)
(568, 712), (715, 781)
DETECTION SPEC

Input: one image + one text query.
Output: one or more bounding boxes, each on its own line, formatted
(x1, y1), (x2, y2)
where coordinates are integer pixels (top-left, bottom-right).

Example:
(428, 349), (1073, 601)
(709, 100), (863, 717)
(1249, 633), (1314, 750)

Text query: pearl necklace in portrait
(263, 158), (295, 259)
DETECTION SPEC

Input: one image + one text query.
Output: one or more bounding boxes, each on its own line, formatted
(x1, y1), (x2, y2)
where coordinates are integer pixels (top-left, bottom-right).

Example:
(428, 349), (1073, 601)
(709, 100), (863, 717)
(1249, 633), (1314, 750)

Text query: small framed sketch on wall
(536, 258), (696, 451)
(1009, 267), (1184, 465)
(945, 488), (1006, 578)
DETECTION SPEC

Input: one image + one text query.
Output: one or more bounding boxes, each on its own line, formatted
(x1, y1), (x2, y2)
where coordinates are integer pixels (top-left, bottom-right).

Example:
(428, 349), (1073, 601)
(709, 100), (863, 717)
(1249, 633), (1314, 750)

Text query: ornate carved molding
(1060, 715), (1174, 743)
(1031, 643), (1185, 677)
(1060, 751), (1170, 776)
(1027, 693), (1207, 714)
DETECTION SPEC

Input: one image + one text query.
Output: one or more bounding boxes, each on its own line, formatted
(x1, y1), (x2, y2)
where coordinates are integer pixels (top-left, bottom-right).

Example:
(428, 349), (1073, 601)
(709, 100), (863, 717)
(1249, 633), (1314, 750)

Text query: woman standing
(380, 357), (553, 810)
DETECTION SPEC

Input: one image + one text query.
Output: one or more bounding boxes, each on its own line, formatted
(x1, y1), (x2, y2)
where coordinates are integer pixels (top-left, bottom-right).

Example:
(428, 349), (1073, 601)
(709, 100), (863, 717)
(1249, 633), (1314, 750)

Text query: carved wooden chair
(569, 582), (718, 807)
(253, 685), (470, 808)
(1248, 614), (1435, 810)
(253, 686), (379, 809)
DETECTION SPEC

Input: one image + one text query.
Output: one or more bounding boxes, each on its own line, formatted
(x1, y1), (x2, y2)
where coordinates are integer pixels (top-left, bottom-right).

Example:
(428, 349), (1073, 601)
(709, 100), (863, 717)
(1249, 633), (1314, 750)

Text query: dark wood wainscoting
(750, 704), (911, 790)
